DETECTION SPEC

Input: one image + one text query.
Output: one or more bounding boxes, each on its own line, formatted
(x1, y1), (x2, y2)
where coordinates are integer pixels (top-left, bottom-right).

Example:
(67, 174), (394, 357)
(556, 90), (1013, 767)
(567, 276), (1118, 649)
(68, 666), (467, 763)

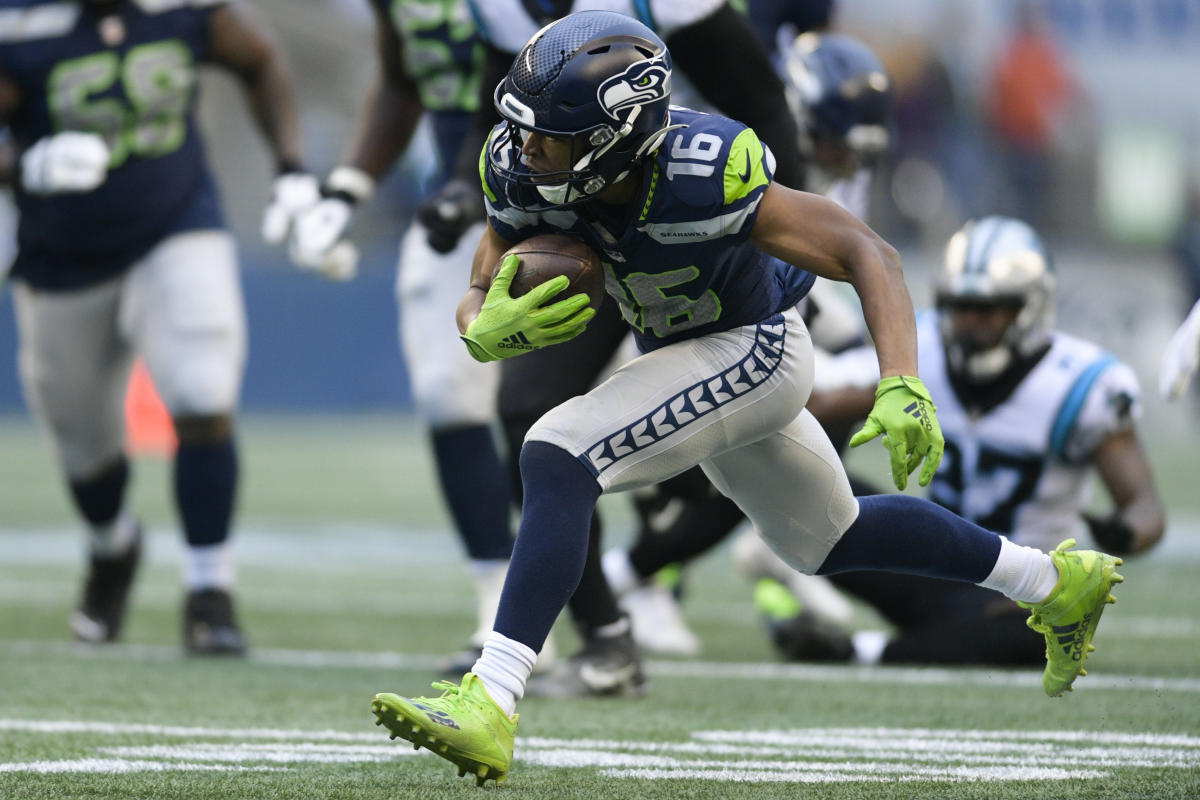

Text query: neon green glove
(461, 254), (596, 362)
(848, 375), (944, 490)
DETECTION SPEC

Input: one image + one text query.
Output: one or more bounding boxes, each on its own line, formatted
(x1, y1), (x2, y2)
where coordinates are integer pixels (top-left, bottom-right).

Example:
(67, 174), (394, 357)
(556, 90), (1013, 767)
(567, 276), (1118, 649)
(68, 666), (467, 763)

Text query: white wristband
(326, 165), (376, 203)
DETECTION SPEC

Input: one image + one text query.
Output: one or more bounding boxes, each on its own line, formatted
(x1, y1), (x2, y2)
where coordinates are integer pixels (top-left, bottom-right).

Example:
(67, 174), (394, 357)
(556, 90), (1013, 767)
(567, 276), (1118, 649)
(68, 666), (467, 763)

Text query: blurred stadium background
(2, 1), (1199, 797)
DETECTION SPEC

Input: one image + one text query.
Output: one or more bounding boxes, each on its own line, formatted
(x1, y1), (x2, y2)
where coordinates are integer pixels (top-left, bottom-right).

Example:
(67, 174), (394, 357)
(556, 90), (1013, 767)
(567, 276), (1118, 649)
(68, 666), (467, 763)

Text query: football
(493, 234), (606, 311)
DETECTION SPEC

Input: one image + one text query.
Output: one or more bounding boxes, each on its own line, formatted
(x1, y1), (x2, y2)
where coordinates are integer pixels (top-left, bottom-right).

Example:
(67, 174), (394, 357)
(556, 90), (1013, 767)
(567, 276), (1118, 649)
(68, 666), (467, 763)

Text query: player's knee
(173, 413), (233, 446)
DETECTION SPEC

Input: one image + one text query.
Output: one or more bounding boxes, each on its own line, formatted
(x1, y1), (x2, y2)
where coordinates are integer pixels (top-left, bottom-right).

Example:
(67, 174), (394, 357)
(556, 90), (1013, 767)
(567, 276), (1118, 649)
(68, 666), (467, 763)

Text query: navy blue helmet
(782, 32), (892, 163)
(489, 11), (678, 209)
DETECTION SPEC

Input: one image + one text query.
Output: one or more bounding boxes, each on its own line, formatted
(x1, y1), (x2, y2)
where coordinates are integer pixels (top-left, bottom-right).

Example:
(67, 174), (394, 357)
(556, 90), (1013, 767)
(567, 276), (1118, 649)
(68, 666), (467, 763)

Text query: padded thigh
(397, 221), (499, 427)
(13, 277), (132, 477)
(119, 230), (246, 416)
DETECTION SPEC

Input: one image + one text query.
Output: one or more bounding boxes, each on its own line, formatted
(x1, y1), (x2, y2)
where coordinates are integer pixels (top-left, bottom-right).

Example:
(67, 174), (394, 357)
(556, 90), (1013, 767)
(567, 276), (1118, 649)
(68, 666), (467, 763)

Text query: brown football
(493, 234), (606, 311)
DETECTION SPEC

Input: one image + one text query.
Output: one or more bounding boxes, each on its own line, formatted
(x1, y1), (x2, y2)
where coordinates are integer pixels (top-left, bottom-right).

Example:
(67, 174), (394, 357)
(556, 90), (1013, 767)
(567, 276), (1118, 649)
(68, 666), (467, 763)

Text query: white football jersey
(918, 314), (1141, 553)
(466, 0), (724, 53)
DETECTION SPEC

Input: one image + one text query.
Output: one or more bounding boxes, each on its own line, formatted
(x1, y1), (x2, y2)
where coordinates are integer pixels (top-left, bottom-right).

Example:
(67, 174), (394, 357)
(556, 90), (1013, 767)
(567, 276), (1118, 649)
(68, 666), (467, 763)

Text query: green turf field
(2, 413), (1198, 800)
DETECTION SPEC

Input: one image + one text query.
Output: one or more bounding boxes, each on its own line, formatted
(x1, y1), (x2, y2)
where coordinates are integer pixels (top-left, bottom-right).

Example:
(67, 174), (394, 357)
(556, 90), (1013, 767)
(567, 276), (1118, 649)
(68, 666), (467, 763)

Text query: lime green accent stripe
(638, 161), (660, 222)
(723, 128), (768, 206)
(478, 140), (496, 202)
(754, 578), (802, 621)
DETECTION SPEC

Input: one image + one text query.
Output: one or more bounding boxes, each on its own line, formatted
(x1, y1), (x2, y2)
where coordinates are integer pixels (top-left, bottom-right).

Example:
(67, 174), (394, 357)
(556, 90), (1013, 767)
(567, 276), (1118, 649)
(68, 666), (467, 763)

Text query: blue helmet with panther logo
(490, 11), (678, 209)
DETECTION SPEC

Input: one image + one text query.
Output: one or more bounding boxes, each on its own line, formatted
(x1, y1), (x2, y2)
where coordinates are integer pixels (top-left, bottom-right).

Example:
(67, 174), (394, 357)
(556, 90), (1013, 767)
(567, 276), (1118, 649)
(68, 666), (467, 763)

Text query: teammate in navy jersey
(370, 14), (1127, 785)
(752, 217), (1165, 665)
(267, 0), (553, 677)
(0, 0), (307, 654)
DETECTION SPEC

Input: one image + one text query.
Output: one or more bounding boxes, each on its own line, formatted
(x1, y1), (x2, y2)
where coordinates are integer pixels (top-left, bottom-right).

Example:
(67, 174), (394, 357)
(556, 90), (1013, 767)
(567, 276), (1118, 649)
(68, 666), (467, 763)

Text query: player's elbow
(845, 230), (902, 285)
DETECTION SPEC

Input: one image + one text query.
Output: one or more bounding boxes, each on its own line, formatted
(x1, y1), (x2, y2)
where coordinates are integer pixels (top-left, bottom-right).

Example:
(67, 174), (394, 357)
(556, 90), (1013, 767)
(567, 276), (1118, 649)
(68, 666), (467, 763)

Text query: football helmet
(782, 33), (892, 170)
(489, 11), (678, 209)
(936, 216), (1056, 382)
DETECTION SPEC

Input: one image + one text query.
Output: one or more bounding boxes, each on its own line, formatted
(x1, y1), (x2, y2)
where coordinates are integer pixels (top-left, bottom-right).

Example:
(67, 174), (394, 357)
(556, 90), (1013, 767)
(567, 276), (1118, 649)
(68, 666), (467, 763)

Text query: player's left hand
(849, 375), (944, 491)
(460, 254), (595, 362)
(261, 171), (320, 245)
(1159, 302), (1200, 400)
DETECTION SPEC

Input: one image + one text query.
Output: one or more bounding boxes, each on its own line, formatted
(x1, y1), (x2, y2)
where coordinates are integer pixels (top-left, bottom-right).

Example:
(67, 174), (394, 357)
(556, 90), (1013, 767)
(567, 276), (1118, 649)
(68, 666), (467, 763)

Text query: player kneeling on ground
(370, 12), (1126, 786)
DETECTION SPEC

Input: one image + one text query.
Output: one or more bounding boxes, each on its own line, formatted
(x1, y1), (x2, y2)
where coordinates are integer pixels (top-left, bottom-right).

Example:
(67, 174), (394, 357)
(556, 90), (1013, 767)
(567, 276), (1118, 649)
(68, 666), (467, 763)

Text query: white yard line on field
(2, 719), (1197, 782)
(3, 637), (1198, 693)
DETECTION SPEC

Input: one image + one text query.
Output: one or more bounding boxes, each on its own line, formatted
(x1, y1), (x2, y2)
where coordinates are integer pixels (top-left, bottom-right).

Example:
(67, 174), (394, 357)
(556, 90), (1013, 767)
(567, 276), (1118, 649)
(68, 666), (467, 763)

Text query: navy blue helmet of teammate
(782, 32), (891, 169)
(489, 11), (679, 209)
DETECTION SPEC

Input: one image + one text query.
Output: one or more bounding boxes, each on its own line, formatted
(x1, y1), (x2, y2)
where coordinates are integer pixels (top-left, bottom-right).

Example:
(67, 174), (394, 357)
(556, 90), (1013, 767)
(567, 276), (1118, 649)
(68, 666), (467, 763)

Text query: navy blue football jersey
(482, 107), (814, 352)
(0, 0), (226, 289)
(377, 0), (483, 181)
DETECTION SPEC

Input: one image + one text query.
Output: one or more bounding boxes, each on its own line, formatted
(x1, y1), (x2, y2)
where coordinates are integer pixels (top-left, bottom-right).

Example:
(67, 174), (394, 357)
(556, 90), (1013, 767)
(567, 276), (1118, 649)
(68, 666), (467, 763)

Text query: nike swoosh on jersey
(738, 151), (751, 182)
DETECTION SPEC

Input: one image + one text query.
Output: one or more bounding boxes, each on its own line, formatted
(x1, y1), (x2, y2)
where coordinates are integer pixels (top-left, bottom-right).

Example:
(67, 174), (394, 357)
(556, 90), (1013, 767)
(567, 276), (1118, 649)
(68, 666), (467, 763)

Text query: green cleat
(371, 673), (517, 786)
(1021, 538), (1124, 697)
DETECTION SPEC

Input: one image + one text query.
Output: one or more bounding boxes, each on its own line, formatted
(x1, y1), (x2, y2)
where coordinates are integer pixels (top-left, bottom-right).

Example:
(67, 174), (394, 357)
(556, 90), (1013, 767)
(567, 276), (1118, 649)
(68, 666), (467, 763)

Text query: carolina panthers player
(269, 0), (551, 677)
(0, 0), (307, 654)
(370, 14), (1127, 785)
(761, 217), (1165, 665)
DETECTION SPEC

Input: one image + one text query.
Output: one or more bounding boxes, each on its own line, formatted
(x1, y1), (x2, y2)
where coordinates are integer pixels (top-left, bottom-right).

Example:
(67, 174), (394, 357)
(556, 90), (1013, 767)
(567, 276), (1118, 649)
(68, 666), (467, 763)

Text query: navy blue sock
(817, 495), (1002, 583)
(493, 441), (601, 651)
(69, 457), (129, 525)
(431, 425), (514, 561)
(174, 437), (238, 547)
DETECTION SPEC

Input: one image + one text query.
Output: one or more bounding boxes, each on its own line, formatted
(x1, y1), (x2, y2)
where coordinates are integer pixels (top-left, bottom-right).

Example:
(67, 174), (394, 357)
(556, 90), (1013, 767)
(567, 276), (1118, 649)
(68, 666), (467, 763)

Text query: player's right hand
(288, 195), (359, 281)
(261, 171), (320, 246)
(417, 177), (485, 254)
(460, 254), (595, 362)
(20, 132), (110, 195)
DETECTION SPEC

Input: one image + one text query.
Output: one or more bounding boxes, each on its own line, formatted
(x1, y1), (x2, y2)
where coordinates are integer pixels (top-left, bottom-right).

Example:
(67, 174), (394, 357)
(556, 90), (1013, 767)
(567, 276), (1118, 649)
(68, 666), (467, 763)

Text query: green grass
(1, 413), (1199, 799)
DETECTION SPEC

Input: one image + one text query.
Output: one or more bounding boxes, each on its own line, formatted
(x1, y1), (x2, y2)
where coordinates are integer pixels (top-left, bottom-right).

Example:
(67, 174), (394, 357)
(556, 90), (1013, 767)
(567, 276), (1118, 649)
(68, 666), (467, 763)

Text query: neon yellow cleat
(371, 673), (517, 786)
(1022, 539), (1124, 697)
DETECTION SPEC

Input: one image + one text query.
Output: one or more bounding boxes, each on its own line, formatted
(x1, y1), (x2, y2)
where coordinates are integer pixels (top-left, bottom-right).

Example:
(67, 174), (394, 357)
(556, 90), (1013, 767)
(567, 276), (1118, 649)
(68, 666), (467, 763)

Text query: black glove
(1083, 512), (1136, 555)
(416, 177), (485, 254)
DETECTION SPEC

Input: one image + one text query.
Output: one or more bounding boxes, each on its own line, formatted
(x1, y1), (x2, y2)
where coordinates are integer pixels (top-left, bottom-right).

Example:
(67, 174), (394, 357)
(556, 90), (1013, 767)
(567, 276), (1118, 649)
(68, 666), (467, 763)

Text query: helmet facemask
(936, 217), (1056, 383)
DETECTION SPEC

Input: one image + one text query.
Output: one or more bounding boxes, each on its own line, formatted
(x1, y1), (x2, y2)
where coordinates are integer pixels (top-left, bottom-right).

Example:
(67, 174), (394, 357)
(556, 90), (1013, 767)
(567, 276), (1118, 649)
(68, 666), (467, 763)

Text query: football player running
(601, 30), (894, 655)
(370, 13), (1128, 786)
(269, 0), (548, 677)
(743, 217), (1165, 665)
(429, 0), (816, 698)
(0, 0), (308, 653)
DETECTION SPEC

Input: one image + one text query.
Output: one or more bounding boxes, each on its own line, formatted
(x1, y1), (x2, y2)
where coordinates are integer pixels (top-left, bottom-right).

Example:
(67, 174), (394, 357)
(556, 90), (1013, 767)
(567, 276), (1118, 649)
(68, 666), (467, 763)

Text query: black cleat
(769, 611), (855, 663)
(184, 588), (248, 656)
(525, 627), (646, 698)
(70, 526), (142, 643)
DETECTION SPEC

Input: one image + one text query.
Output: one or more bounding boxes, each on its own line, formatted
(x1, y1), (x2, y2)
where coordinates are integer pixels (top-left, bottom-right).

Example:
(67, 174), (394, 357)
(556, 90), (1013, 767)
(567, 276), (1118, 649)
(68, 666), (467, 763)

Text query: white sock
(88, 512), (138, 557)
(469, 559), (509, 647)
(471, 631), (536, 717)
(184, 541), (235, 591)
(851, 630), (888, 665)
(601, 548), (639, 596)
(979, 537), (1060, 604)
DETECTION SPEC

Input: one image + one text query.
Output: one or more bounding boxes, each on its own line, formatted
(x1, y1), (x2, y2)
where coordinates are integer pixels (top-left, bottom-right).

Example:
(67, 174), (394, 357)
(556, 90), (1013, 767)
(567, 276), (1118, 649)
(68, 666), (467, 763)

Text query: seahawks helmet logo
(597, 57), (671, 121)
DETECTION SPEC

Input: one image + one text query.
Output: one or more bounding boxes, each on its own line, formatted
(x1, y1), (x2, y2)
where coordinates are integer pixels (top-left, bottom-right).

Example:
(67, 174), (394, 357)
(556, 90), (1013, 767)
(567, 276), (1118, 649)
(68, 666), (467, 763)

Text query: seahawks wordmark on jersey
(482, 107), (814, 352)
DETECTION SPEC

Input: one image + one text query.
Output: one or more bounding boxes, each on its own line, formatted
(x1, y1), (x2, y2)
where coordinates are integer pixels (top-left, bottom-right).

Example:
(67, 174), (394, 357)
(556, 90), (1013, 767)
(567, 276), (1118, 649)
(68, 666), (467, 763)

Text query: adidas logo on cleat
(497, 331), (535, 351)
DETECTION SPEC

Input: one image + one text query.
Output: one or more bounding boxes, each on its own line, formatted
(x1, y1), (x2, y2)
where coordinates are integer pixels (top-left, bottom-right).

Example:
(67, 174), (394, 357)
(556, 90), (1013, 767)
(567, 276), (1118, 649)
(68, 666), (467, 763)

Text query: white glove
(1160, 299), (1200, 400)
(21, 132), (110, 195)
(289, 196), (359, 281)
(261, 171), (320, 245)
(287, 166), (375, 282)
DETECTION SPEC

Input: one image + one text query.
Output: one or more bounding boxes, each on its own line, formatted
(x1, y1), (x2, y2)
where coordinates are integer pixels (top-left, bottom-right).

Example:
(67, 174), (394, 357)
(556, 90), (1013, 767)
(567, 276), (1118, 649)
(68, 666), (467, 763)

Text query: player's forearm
(846, 237), (918, 379)
(342, 75), (423, 180)
(457, 287), (486, 334)
(242, 57), (304, 172)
